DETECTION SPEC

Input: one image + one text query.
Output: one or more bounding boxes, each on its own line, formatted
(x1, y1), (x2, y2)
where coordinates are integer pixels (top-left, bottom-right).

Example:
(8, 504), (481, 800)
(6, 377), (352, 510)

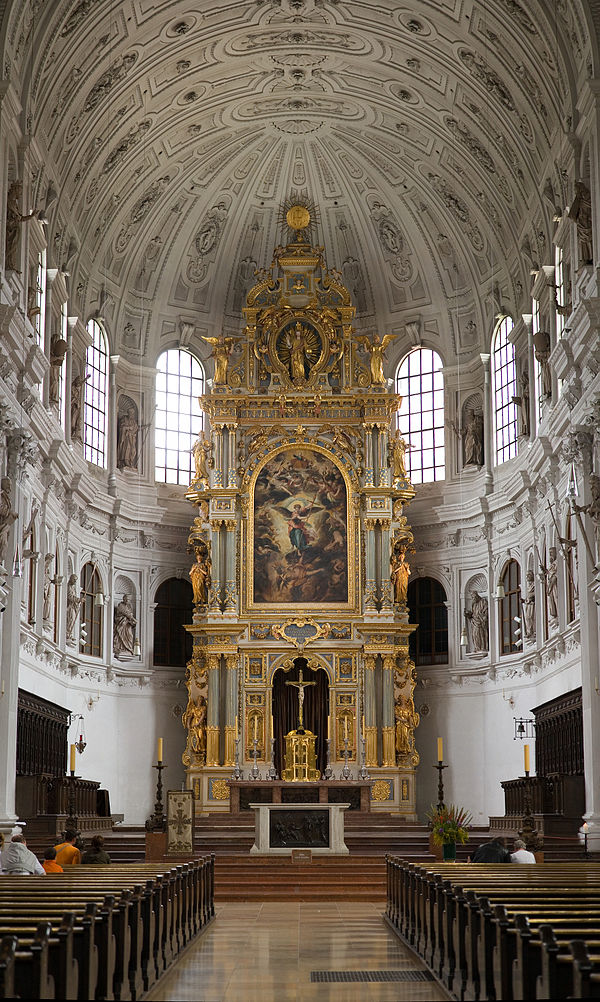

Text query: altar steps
(213, 854), (388, 901)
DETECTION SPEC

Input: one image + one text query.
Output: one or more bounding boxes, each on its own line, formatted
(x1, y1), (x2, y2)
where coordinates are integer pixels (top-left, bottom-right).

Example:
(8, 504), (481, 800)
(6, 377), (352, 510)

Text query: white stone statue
(113, 593), (136, 656)
(0, 478), (18, 566)
(545, 547), (558, 621)
(42, 553), (55, 621)
(66, 573), (82, 641)
(465, 590), (489, 652)
(522, 569), (536, 640)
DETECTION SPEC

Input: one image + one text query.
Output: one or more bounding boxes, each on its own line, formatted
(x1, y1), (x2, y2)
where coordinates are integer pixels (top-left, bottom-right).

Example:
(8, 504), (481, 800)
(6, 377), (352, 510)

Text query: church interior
(1, 0), (600, 998)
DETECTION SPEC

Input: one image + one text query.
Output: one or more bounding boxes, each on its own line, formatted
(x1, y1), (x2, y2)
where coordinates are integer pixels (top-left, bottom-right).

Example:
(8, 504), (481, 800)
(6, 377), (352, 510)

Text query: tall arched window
(499, 559), (521, 655)
(80, 562), (103, 658)
(153, 578), (194, 666)
(407, 577), (448, 665)
(491, 316), (518, 465)
(395, 348), (445, 483)
(84, 320), (108, 467)
(155, 349), (205, 485)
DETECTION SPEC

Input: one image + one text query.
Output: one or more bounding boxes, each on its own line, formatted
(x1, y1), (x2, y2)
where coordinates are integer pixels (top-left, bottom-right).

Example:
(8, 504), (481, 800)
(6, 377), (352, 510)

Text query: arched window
(84, 320), (108, 467)
(407, 577), (448, 665)
(33, 250), (46, 350)
(80, 562), (103, 658)
(499, 559), (521, 655)
(554, 243), (567, 339)
(491, 316), (518, 465)
(565, 511), (577, 624)
(395, 348), (445, 483)
(155, 349), (205, 485)
(153, 578), (194, 666)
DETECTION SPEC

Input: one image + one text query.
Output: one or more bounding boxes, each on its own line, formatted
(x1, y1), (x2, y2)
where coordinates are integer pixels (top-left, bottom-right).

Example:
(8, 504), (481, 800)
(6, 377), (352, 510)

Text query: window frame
(395, 347), (445, 484)
(491, 316), (518, 465)
(153, 577), (194, 667)
(499, 559), (521, 655)
(407, 576), (449, 666)
(80, 562), (103, 658)
(34, 249), (46, 350)
(155, 348), (205, 486)
(83, 319), (109, 468)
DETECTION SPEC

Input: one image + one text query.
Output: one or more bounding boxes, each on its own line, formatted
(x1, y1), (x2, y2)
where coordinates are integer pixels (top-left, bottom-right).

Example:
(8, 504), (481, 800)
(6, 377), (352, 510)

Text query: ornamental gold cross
(286, 669), (316, 730)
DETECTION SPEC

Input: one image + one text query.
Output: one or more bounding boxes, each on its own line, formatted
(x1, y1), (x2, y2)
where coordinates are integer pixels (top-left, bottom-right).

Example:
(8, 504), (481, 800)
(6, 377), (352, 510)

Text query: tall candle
(344, 716), (348, 741)
(235, 714), (238, 737)
(327, 715), (331, 740)
(524, 744), (530, 773)
(253, 715), (258, 741)
(157, 738), (163, 763)
(362, 715), (365, 737)
(69, 743), (76, 773)
(271, 714), (274, 737)
(437, 737), (443, 763)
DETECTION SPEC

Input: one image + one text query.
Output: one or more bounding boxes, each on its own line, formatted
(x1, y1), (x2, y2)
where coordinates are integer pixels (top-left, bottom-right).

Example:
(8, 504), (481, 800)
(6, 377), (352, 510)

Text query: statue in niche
(49, 334), (68, 405)
(391, 546), (411, 604)
(113, 593), (136, 657)
(286, 323), (309, 383)
(544, 546), (559, 620)
(65, 573), (82, 641)
(522, 569), (536, 640)
(182, 695), (207, 761)
(70, 373), (90, 440)
(513, 369), (530, 437)
(117, 404), (147, 471)
(465, 590), (489, 652)
(189, 546), (211, 605)
(568, 181), (593, 266)
(5, 181), (37, 272)
(572, 473), (600, 558)
(355, 332), (397, 385)
(533, 331), (552, 399)
(200, 334), (237, 385)
(42, 553), (55, 621)
(463, 409), (484, 467)
(389, 433), (411, 481)
(0, 478), (18, 566)
(191, 435), (211, 489)
(394, 693), (419, 760)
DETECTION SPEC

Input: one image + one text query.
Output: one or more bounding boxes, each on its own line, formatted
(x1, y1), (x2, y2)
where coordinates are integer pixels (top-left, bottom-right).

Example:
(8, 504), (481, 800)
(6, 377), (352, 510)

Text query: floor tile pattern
(146, 901), (450, 1001)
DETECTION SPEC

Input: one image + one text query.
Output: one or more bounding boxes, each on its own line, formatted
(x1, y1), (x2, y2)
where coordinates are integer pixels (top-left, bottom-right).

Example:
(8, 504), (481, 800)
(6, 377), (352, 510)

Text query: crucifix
(286, 668), (316, 731)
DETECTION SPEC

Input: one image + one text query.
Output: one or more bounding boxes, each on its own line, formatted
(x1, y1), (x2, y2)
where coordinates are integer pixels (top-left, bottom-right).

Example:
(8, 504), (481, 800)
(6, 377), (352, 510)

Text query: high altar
(181, 204), (420, 817)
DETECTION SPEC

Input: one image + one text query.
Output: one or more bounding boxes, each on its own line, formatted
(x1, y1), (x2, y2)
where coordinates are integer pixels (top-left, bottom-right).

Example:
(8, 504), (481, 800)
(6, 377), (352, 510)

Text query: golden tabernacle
(282, 730), (321, 782)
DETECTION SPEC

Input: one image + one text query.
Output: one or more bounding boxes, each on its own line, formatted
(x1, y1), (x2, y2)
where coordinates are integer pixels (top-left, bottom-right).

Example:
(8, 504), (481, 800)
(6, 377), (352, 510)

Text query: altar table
(228, 779), (372, 813)
(249, 802), (350, 855)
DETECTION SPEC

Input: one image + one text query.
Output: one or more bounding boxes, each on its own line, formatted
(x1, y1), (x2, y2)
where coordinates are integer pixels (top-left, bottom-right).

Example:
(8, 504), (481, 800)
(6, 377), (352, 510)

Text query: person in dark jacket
(471, 836), (511, 862)
(81, 834), (111, 865)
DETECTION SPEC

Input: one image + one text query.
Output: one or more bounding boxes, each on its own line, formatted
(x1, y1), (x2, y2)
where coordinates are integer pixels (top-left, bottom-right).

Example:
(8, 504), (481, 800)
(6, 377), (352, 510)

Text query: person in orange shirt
(54, 829), (81, 866)
(42, 847), (63, 873)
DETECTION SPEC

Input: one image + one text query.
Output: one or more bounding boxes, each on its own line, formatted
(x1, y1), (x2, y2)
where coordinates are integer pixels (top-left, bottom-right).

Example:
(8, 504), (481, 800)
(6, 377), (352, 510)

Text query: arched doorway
(272, 658), (329, 778)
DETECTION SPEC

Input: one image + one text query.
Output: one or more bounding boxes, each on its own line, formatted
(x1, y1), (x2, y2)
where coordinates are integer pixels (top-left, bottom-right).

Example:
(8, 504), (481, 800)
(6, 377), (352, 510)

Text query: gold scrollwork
(271, 617), (331, 649)
(210, 779), (230, 801)
(371, 780), (392, 802)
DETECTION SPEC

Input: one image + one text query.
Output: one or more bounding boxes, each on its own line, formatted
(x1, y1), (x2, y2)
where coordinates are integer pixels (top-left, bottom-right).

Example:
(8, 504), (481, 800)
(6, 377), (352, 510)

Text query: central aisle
(146, 901), (449, 1002)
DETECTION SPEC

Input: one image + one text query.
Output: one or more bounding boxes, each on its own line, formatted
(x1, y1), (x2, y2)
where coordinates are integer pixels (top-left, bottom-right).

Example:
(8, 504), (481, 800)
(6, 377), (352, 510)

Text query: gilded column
(381, 653), (395, 767)
(227, 424), (237, 488)
(364, 423), (374, 486)
(223, 519), (237, 614)
(379, 518), (393, 612)
(377, 424), (389, 486)
(208, 520), (221, 612)
(363, 653), (378, 766)
(364, 521), (377, 612)
(224, 653), (238, 767)
(205, 654), (221, 766)
(214, 425), (224, 487)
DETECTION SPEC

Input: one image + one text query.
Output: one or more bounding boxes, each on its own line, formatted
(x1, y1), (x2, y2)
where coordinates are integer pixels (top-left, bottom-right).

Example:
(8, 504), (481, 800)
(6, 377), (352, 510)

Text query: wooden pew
(0, 936), (17, 1001)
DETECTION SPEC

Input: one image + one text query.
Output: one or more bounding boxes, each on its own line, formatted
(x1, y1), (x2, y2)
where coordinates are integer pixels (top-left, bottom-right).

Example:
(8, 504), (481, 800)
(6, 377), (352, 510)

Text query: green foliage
(427, 804), (473, 846)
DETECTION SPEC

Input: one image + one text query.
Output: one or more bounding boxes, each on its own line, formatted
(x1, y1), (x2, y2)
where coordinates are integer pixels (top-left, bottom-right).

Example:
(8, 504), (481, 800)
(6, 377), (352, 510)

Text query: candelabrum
(322, 737), (333, 780)
(340, 735), (351, 780)
(250, 738), (261, 780)
(145, 761), (167, 832)
(359, 733), (370, 780)
(434, 759), (447, 811)
(267, 737), (278, 780)
(231, 736), (242, 780)
(65, 768), (79, 836)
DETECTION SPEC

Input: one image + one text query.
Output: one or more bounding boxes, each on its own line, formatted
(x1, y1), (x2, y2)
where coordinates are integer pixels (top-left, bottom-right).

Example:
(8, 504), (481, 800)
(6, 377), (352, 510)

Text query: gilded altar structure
(182, 205), (420, 816)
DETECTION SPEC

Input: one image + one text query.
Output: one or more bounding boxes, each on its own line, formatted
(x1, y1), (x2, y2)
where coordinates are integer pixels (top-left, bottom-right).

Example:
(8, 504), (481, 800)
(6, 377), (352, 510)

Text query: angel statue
(355, 332), (397, 385)
(191, 435), (211, 489)
(200, 334), (239, 385)
(389, 433), (412, 481)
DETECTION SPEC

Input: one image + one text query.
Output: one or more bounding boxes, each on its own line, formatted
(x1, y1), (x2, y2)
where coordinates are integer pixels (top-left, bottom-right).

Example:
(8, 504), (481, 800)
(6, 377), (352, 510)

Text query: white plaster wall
(19, 662), (186, 826)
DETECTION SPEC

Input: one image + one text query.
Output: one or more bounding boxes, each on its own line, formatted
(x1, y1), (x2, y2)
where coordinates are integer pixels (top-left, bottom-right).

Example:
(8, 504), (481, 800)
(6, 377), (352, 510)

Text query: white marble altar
(250, 802), (350, 855)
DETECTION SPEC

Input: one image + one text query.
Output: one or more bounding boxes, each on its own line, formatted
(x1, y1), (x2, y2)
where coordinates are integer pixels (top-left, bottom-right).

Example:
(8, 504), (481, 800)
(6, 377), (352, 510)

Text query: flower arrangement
(427, 804), (473, 846)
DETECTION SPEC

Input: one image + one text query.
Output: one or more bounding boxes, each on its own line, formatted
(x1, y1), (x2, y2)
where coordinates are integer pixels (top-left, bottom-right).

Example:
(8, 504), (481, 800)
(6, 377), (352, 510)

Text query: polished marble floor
(146, 902), (450, 1002)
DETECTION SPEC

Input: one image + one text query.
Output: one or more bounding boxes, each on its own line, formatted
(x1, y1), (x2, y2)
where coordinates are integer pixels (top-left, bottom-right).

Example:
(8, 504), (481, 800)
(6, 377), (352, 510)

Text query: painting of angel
(253, 448), (348, 604)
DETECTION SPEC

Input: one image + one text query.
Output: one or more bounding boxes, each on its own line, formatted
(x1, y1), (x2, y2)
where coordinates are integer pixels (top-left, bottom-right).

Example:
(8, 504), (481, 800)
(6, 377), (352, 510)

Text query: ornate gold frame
(243, 442), (359, 615)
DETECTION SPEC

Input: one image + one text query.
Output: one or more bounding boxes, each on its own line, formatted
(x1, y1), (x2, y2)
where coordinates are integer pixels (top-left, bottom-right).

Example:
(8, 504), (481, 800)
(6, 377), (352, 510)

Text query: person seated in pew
(471, 835), (511, 862)
(1, 834), (45, 875)
(510, 838), (536, 863)
(81, 834), (111, 865)
(54, 829), (81, 866)
(42, 847), (63, 873)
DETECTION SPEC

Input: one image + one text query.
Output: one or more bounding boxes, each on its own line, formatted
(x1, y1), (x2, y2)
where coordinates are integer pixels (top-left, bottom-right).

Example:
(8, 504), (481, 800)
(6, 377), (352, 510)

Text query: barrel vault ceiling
(1, 0), (597, 365)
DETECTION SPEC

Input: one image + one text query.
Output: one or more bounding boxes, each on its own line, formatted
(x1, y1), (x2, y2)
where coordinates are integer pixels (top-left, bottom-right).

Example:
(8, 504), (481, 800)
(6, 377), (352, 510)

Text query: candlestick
(69, 743), (76, 774)
(235, 714), (238, 737)
(157, 737), (163, 764)
(362, 714), (365, 738)
(145, 761), (167, 832)
(433, 761), (448, 811)
(437, 737), (443, 763)
(344, 716), (348, 741)
(253, 715), (258, 741)
(524, 743), (530, 776)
